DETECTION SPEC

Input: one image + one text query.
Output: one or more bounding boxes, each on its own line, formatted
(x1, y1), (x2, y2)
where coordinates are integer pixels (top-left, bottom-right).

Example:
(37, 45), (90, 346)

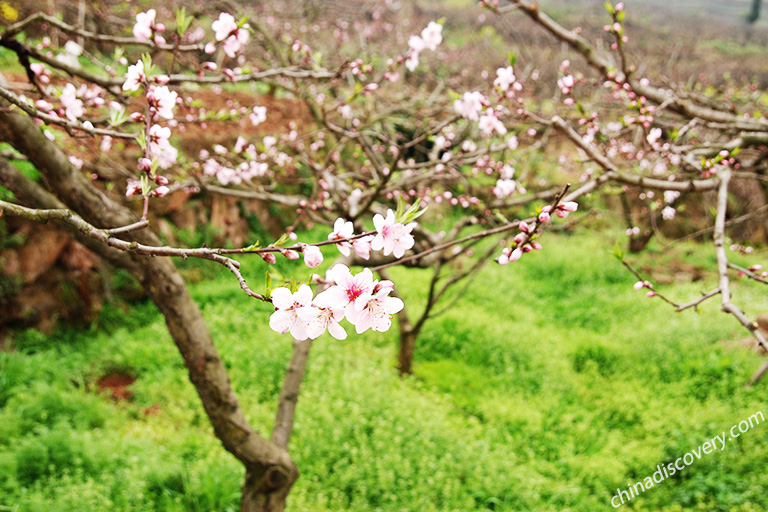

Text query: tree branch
(272, 338), (313, 450)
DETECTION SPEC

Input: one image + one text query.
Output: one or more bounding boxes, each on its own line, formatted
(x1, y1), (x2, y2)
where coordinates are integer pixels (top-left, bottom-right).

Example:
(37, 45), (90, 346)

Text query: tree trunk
(397, 327), (417, 375)
(0, 99), (297, 511)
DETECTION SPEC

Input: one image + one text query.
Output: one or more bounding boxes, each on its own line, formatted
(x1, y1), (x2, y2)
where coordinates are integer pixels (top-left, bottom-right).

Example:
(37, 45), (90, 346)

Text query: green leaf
(140, 53), (153, 76)
(109, 107), (128, 128)
(175, 7), (193, 37)
(605, 1), (615, 14)
(265, 270), (272, 296)
(274, 233), (289, 247)
(612, 242), (624, 260)
(395, 195), (407, 221)
(136, 131), (147, 151)
(243, 240), (262, 252)
(507, 53), (516, 66)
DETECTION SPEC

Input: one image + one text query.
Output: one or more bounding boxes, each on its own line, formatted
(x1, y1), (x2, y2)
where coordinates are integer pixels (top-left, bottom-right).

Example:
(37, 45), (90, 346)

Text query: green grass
(1, 230), (767, 511)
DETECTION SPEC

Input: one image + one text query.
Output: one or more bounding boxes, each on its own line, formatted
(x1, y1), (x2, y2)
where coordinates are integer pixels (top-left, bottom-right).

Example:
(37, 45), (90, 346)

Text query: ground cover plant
(2, 231), (768, 512)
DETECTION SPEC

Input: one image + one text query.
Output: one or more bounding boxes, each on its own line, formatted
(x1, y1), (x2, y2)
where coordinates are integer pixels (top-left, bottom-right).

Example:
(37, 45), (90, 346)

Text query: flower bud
(138, 157), (152, 171)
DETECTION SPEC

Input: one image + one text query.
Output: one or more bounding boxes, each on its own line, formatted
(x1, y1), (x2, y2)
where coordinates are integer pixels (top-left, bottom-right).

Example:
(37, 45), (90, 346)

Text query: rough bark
(0, 101), (297, 511)
(272, 338), (313, 450)
(397, 326), (418, 376)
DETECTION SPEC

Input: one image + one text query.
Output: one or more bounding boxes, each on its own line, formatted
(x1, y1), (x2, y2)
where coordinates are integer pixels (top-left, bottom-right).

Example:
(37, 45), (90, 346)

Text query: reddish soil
(96, 373), (136, 401)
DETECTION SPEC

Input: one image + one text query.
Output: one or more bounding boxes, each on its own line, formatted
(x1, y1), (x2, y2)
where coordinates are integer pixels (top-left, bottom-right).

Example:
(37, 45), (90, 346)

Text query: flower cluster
(269, 265), (404, 340)
(633, 280), (656, 298)
(132, 9), (166, 45)
(405, 21), (443, 71)
(211, 13), (250, 58)
(497, 202), (578, 266)
(328, 218), (374, 259)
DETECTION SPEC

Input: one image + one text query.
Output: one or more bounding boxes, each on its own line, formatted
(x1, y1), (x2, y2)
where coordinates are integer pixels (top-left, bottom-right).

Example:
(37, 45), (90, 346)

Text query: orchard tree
(0, 1), (767, 510)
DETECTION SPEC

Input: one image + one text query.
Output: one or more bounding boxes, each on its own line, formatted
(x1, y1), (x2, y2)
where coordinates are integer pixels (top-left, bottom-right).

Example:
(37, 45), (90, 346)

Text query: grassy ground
(1, 229), (767, 511)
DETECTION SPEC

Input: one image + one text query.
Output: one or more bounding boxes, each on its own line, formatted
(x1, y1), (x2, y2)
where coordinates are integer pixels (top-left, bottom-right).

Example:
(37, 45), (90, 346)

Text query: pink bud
(204, 42), (216, 54)
(519, 220), (531, 233)
(152, 185), (170, 197)
(646, 291), (656, 298)
(154, 75), (170, 85)
(155, 175), (169, 185)
(559, 201), (579, 212)
(130, 112), (145, 122)
(154, 34), (166, 45)
(538, 211), (550, 223)
(155, 23), (166, 32)
(633, 281), (644, 290)
(302, 245), (323, 268)
(138, 158), (152, 171)
(283, 250), (299, 260)
(509, 247), (523, 262)
(261, 252), (277, 264)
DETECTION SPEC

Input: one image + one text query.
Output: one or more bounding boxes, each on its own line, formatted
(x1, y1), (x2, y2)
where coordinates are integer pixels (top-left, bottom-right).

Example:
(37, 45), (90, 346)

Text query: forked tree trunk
(0, 98), (297, 512)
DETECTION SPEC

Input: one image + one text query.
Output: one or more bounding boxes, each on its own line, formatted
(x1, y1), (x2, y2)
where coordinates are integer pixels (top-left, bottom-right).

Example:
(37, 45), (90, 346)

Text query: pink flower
(478, 111), (507, 137)
(494, 66), (516, 91)
(314, 264), (375, 314)
(133, 10), (155, 41)
(328, 218), (354, 256)
(454, 91), (485, 121)
(149, 124), (170, 143)
(298, 306), (347, 340)
(557, 74), (574, 94)
(371, 209), (416, 258)
(302, 245), (324, 268)
(60, 83), (84, 121)
(493, 178), (516, 198)
(123, 61), (146, 91)
(125, 179), (142, 197)
(633, 281), (645, 290)
(212, 13), (249, 57)
(222, 29), (249, 58)
(408, 34), (425, 53)
(538, 211), (551, 223)
(352, 235), (374, 260)
(647, 127), (662, 145)
(250, 106), (267, 126)
(212, 13), (238, 41)
(404, 52), (419, 72)
(148, 86), (177, 119)
(420, 21), (443, 51)
(269, 285), (317, 340)
(344, 284), (404, 334)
